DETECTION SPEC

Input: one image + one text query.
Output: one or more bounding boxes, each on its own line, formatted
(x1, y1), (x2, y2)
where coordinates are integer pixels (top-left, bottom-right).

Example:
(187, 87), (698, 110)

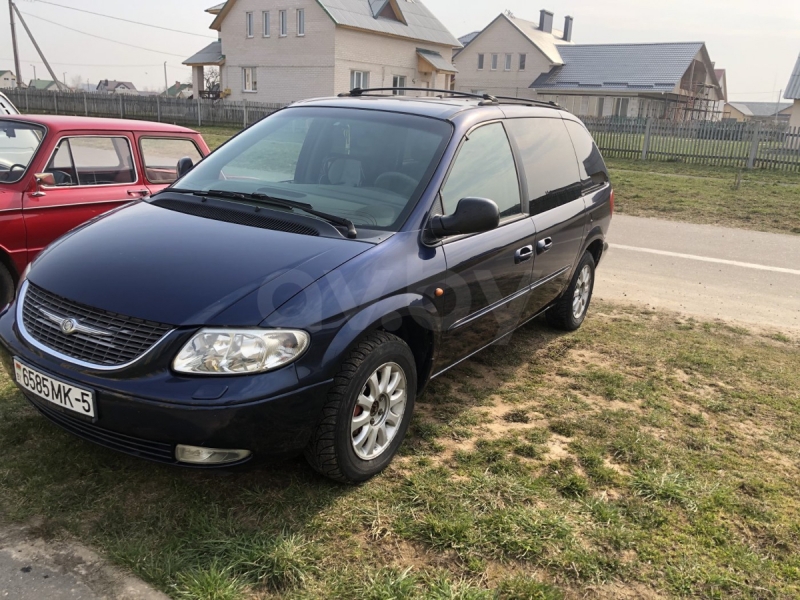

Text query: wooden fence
(581, 117), (800, 171)
(4, 88), (284, 129)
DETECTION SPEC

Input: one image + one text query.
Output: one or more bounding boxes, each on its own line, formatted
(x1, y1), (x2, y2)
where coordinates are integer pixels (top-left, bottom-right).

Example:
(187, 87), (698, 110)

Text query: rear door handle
(536, 237), (553, 254)
(127, 189), (150, 197)
(514, 245), (533, 264)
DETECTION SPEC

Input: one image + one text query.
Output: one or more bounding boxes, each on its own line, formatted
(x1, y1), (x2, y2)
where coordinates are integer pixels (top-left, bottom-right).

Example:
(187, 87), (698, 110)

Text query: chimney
(539, 9), (554, 34)
(563, 15), (573, 42)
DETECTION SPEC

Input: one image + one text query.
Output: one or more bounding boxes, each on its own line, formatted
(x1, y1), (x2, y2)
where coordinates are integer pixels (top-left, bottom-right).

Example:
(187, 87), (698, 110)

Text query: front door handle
(127, 189), (150, 197)
(536, 237), (553, 254)
(514, 245), (533, 264)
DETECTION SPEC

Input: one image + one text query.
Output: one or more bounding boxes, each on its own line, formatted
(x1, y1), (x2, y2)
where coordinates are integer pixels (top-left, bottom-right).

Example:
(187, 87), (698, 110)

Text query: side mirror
(176, 157), (194, 178)
(429, 197), (500, 238)
(34, 173), (56, 187)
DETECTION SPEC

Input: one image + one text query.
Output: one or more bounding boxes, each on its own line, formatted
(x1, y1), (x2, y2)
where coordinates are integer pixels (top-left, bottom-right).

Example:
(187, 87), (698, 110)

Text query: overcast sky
(2, 0), (798, 101)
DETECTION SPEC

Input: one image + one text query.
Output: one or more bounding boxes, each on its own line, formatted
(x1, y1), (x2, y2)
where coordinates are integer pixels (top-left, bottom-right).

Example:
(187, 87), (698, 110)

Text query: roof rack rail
(339, 87), (499, 104)
(338, 87), (563, 110)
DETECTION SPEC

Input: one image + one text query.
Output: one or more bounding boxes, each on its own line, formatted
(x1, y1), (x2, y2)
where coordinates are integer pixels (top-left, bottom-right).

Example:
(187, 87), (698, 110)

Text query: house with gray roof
(96, 80), (139, 95)
(184, 0), (460, 104)
(785, 53), (800, 128)
(724, 101), (792, 123)
(454, 8), (724, 121)
(0, 70), (17, 89)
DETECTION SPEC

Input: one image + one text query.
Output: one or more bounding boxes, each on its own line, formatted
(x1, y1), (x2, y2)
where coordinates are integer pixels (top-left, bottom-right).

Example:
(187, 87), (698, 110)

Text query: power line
(18, 11), (191, 58)
(0, 57), (187, 69)
(31, 0), (216, 39)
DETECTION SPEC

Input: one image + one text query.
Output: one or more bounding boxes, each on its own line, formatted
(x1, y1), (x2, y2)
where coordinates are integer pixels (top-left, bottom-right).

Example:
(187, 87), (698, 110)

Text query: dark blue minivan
(0, 90), (612, 482)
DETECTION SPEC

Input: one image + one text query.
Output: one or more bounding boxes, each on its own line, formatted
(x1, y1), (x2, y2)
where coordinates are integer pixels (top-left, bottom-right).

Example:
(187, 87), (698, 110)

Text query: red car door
(136, 134), (206, 195)
(22, 131), (144, 259)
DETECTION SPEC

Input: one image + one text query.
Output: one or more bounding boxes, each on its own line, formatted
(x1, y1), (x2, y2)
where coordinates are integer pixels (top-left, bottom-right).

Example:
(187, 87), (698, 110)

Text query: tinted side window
(564, 120), (608, 184)
(505, 118), (581, 213)
(441, 123), (521, 219)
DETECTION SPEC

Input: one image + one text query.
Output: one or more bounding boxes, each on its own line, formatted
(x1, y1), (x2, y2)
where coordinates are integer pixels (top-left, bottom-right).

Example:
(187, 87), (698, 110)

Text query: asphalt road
(595, 215), (800, 332)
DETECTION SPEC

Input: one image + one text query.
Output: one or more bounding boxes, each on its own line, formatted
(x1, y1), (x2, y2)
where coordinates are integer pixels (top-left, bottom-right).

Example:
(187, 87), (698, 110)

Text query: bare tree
(69, 74), (84, 90)
(204, 67), (220, 91)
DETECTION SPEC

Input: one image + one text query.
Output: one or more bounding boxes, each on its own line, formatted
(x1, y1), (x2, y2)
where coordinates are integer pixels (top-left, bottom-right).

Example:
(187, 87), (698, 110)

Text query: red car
(0, 115), (210, 305)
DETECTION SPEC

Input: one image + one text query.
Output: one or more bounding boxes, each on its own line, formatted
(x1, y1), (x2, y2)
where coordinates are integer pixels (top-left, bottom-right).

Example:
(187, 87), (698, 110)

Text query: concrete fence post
(641, 118), (653, 161)
(156, 95), (161, 122)
(243, 100), (248, 129)
(119, 94), (124, 119)
(53, 92), (58, 115)
(24, 88), (29, 112)
(197, 98), (202, 127)
(83, 93), (88, 116)
(746, 124), (761, 170)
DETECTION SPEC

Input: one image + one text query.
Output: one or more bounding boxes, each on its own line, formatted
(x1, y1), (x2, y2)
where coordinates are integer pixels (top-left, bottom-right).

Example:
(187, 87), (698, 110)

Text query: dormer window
(373, 0), (407, 24)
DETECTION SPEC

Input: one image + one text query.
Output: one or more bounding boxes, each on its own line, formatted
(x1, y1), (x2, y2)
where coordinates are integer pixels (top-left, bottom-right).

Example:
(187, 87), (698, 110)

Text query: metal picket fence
(581, 117), (800, 171)
(4, 88), (284, 129)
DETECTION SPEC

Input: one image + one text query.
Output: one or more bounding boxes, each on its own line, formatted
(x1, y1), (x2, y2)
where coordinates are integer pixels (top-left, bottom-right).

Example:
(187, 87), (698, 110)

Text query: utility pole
(31, 64), (36, 82)
(775, 89), (783, 125)
(8, 0), (22, 88)
(12, 2), (69, 91)
(163, 62), (169, 95)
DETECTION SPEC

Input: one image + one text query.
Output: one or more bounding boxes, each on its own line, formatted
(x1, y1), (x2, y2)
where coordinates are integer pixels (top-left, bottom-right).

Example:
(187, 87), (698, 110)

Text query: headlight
(173, 328), (309, 375)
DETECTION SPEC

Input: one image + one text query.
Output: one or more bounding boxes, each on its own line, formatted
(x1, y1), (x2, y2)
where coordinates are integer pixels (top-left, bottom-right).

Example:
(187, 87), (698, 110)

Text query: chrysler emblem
(39, 308), (113, 337)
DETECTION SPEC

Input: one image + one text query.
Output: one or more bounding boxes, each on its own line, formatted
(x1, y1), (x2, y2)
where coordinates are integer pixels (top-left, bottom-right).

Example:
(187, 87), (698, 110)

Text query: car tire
(0, 263), (14, 308)
(546, 252), (596, 331)
(305, 331), (416, 484)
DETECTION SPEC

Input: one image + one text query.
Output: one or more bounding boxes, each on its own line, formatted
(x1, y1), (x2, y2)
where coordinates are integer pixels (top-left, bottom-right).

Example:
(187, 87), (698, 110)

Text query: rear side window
(141, 138), (203, 183)
(505, 118), (581, 212)
(441, 123), (521, 219)
(563, 120), (608, 185)
(46, 136), (135, 186)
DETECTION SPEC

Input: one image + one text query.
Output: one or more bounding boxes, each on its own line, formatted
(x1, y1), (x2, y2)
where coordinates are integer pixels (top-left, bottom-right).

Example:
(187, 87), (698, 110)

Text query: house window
(297, 9), (305, 36)
(262, 11), (270, 37)
(504, 54), (512, 71)
(519, 54), (526, 71)
(477, 54), (484, 70)
(491, 54), (498, 70)
(596, 97), (605, 117)
(279, 10), (287, 36)
(350, 70), (369, 90)
(613, 97), (629, 117)
(242, 67), (257, 92)
(245, 12), (254, 37)
(392, 75), (407, 94)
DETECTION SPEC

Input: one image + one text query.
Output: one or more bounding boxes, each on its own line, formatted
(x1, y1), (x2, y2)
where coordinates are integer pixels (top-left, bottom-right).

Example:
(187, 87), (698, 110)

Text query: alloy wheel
(351, 362), (407, 460)
(572, 264), (592, 319)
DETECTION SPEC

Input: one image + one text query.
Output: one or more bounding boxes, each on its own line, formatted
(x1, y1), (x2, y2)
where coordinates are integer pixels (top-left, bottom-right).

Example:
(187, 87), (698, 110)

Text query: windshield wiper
(177, 189), (358, 239)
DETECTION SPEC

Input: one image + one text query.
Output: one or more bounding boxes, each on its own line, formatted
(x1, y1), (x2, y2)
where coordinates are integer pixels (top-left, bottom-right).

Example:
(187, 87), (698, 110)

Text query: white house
(0, 70), (17, 89)
(184, 0), (461, 104)
(785, 53), (800, 128)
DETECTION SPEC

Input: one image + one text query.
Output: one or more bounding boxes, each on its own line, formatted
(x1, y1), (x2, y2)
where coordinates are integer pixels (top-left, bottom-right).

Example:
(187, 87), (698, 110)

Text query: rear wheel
(305, 331), (416, 483)
(0, 263), (14, 308)
(546, 252), (596, 331)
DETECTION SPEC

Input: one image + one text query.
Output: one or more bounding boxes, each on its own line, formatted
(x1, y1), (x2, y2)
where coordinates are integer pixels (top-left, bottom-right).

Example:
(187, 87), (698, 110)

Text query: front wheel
(546, 252), (596, 331)
(305, 331), (416, 483)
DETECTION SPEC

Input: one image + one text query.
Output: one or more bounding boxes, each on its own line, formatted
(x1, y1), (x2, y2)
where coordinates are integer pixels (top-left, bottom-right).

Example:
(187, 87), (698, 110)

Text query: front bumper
(0, 305), (333, 466)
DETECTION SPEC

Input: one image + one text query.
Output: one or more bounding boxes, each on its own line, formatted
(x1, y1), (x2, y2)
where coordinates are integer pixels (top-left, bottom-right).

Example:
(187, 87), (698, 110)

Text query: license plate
(13, 358), (95, 418)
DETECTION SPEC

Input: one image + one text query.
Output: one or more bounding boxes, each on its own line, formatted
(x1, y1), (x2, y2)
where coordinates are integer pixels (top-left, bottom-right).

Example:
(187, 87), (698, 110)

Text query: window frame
(434, 120), (527, 242)
(477, 54), (484, 70)
(392, 75), (407, 94)
(245, 11), (254, 38)
(519, 53), (526, 71)
(242, 67), (258, 92)
(296, 8), (305, 36)
(504, 53), (512, 71)
(41, 134), (138, 189)
(279, 10), (287, 36)
(138, 136), (204, 185)
(262, 11), (270, 37)
(350, 70), (369, 90)
(491, 54), (498, 71)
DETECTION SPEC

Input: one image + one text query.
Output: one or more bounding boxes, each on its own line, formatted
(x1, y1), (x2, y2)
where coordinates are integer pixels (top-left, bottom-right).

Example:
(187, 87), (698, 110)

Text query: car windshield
(0, 120), (46, 184)
(173, 107), (452, 234)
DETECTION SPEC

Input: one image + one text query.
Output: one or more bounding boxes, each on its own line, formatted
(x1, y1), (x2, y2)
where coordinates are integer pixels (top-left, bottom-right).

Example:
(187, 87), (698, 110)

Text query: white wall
(453, 17), (553, 99)
(219, 0), (336, 103)
(0, 73), (16, 89)
(334, 27), (454, 95)
(791, 100), (800, 128)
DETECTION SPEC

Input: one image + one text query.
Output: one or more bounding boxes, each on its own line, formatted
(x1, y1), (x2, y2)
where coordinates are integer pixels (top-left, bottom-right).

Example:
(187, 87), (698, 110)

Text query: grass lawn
(606, 159), (800, 235)
(1, 302), (799, 599)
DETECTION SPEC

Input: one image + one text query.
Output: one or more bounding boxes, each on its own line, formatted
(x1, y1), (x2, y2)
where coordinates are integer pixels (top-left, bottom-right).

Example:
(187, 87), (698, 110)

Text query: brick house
(184, 0), (461, 104)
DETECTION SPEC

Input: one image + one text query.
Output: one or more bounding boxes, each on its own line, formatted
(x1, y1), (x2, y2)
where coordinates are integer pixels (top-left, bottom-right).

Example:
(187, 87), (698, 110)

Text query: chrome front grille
(21, 282), (173, 367)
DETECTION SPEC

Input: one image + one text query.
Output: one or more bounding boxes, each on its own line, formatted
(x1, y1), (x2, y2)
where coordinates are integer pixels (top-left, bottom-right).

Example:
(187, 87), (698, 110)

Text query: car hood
(27, 201), (371, 326)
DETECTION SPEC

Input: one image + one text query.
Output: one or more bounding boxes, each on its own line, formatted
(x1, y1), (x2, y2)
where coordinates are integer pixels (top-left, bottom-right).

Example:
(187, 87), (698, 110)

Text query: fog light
(175, 444), (251, 465)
